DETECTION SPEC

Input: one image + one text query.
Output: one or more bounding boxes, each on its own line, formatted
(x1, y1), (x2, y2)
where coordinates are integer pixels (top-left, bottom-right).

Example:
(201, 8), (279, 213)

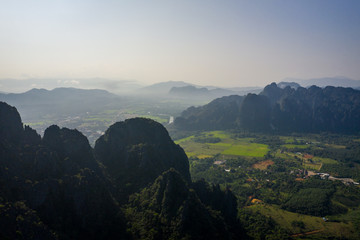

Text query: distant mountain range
(137, 80), (195, 95)
(0, 78), (143, 94)
(0, 88), (120, 108)
(169, 85), (237, 100)
(2, 77), (359, 96)
(0, 87), (122, 119)
(137, 81), (262, 99)
(0, 87), (118, 103)
(282, 77), (360, 88)
(174, 82), (360, 134)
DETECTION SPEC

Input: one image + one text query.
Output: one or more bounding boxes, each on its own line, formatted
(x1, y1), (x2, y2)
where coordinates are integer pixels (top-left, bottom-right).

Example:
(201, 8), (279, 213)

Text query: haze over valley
(1, 1), (360, 240)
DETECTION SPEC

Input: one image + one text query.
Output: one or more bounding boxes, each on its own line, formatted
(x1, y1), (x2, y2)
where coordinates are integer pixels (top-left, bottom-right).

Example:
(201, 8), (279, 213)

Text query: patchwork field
(175, 131), (269, 159)
(313, 156), (339, 165)
(248, 204), (357, 238)
(179, 131), (360, 239)
(274, 149), (339, 171)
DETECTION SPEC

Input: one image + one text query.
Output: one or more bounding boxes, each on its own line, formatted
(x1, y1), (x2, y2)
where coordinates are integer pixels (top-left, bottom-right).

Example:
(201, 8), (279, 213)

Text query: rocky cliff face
(0, 101), (127, 240)
(42, 125), (100, 175)
(0, 101), (239, 240)
(0, 101), (24, 145)
(174, 95), (244, 130)
(126, 169), (235, 240)
(262, 84), (360, 133)
(174, 83), (360, 134)
(238, 94), (271, 131)
(94, 118), (191, 198)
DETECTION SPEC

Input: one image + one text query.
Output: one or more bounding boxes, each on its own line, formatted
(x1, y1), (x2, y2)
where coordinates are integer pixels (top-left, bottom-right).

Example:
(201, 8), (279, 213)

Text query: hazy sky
(1, 0), (360, 87)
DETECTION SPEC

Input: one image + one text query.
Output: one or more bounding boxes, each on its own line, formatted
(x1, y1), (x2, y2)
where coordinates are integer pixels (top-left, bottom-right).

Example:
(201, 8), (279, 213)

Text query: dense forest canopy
(0, 101), (244, 239)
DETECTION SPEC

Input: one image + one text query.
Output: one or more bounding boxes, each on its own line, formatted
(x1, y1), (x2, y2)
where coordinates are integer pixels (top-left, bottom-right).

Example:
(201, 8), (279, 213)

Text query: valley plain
(1, 82), (360, 239)
(173, 130), (360, 239)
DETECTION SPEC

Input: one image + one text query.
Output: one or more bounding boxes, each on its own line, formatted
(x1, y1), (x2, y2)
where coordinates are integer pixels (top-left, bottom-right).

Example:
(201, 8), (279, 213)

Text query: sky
(1, 0), (360, 89)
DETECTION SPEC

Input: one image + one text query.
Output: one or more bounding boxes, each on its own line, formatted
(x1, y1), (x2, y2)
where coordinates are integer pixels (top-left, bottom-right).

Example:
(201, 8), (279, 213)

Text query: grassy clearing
(175, 135), (195, 144)
(273, 150), (291, 159)
(313, 156), (338, 165)
(208, 142), (232, 147)
(302, 156), (338, 170)
(178, 141), (228, 158)
(222, 142), (268, 157)
(282, 144), (309, 149)
(26, 121), (49, 127)
(248, 204), (324, 233)
(206, 131), (230, 139)
(197, 154), (213, 159)
(331, 208), (360, 222)
(325, 143), (346, 149)
(185, 152), (198, 158)
(248, 204), (355, 238)
(279, 136), (296, 143)
(252, 160), (274, 170)
(274, 149), (339, 170)
(176, 131), (269, 159)
(304, 162), (322, 171)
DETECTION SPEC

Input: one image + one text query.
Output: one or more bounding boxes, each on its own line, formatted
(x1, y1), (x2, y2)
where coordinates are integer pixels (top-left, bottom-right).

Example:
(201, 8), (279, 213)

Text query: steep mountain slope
(0, 101), (24, 144)
(174, 95), (244, 130)
(0, 201), (58, 240)
(238, 94), (271, 131)
(126, 169), (242, 240)
(174, 83), (360, 134)
(262, 83), (360, 133)
(94, 118), (191, 199)
(1, 101), (240, 239)
(0, 101), (127, 240)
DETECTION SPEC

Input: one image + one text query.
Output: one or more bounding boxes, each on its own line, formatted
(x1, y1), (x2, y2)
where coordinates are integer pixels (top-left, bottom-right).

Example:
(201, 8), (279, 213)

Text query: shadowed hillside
(94, 118), (191, 200)
(0, 101), (243, 240)
(174, 83), (360, 134)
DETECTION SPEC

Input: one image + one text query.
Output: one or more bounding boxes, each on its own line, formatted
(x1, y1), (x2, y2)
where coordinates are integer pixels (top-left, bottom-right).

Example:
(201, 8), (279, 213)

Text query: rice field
(175, 131), (269, 159)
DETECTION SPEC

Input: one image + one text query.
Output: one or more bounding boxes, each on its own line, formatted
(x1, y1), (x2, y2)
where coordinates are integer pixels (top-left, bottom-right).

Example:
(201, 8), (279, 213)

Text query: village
(213, 151), (360, 187)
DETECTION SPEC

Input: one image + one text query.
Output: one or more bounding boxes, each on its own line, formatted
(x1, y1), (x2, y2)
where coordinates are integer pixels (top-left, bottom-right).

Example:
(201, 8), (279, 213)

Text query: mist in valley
(1, 1), (360, 240)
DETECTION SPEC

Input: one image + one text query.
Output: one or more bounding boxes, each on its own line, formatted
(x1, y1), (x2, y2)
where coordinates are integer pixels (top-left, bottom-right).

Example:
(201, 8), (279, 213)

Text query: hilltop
(174, 83), (360, 134)
(0, 101), (243, 240)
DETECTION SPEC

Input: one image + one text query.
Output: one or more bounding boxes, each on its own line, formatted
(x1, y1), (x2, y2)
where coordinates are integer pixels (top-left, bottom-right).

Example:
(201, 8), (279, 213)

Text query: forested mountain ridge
(174, 83), (360, 134)
(126, 169), (242, 240)
(94, 117), (191, 200)
(0, 102), (127, 239)
(169, 85), (238, 100)
(174, 95), (244, 130)
(0, 101), (243, 239)
(0, 87), (119, 105)
(0, 87), (123, 129)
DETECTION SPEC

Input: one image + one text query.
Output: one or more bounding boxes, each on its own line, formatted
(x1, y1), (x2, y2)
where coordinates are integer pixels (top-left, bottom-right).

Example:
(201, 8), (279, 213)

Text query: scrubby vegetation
(174, 129), (360, 239)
